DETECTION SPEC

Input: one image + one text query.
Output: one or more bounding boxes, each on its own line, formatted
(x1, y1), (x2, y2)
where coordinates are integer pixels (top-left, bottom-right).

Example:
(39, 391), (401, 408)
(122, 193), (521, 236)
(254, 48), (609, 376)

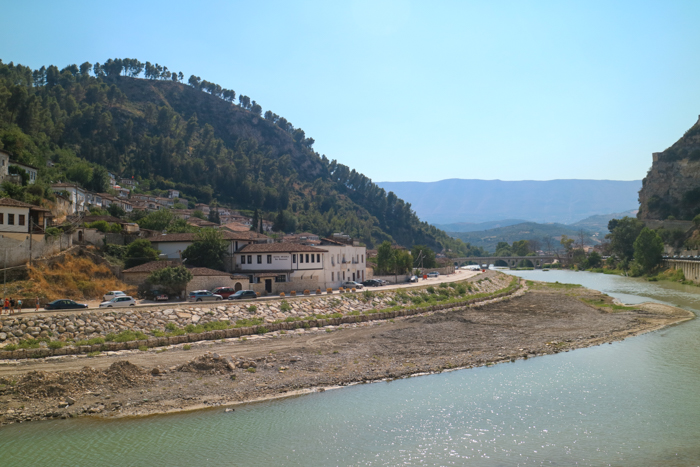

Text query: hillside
(435, 219), (527, 233)
(377, 179), (642, 224)
(448, 222), (597, 253)
(0, 58), (480, 255)
(570, 209), (637, 235)
(638, 116), (700, 220)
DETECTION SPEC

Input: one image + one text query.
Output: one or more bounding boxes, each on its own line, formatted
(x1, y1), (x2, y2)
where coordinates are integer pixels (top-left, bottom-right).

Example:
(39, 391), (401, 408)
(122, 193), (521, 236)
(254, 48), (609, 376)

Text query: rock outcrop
(639, 115), (700, 220)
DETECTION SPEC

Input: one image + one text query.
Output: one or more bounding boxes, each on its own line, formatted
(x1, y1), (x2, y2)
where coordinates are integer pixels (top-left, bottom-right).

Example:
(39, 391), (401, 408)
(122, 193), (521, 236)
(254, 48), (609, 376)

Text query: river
(2, 270), (700, 466)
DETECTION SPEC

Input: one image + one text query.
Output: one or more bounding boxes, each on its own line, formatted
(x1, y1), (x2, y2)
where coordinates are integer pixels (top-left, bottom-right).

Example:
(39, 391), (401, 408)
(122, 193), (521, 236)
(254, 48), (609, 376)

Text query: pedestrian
(35, 297), (39, 312)
(9, 298), (14, 314)
(2, 297), (6, 315)
(17, 298), (22, 313)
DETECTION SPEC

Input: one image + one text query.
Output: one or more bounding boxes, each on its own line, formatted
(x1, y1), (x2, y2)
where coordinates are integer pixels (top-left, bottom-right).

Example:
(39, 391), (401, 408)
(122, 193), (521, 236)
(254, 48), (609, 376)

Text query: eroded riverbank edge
(0, 279), (693, 427)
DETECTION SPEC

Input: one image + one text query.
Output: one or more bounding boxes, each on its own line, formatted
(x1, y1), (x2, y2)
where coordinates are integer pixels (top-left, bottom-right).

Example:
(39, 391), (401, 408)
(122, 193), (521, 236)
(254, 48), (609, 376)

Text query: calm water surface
(2, 270), (700, 466)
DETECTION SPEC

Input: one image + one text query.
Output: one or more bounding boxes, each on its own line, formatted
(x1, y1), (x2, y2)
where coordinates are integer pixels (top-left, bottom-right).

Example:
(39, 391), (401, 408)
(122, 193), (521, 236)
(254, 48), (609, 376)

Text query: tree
(137, 209), (175, 231)
(192, 210), (206, 220)
(586, 251), (602, 268)
(107, 203), (126, 218)
(560, 235), (574, 253)
(182, 228), (227, 270)
(124, 239), (160, 268)
(251, 209), (259, 232)
(376, 241), (393, 274)
(633, 227), (664, 273)
(147, 266), (193, 296)
(208, 201), (221, 224)
(411, 245), (436, 268)
(512, 240), (530, 256)
(88, 166), (110, 193)
(608, 217), (645, 262)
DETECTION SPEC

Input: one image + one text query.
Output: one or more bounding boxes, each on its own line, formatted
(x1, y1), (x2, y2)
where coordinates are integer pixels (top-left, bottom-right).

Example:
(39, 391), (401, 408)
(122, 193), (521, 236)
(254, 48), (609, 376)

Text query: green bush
(108, 330), (148, 343)
(280, 300), (292, 312)
(87, 337), (105, 345)
(3, 344), (17, 351)
(247, 305), (257, 313)
(183, 344), (192, 350)
(426, 286), (435, 294)
(48, 340), (65, 349)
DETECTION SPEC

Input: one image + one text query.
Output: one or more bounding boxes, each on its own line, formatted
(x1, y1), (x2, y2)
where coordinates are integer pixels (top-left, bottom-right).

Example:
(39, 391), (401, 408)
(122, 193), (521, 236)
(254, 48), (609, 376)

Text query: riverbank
(0, 280), (692, 426)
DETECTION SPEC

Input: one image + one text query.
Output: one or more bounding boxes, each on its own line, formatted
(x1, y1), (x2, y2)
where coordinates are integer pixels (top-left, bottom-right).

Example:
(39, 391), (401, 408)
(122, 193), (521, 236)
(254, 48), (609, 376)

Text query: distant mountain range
(443, 210), (638, 253)
(377, 179), (642, 225)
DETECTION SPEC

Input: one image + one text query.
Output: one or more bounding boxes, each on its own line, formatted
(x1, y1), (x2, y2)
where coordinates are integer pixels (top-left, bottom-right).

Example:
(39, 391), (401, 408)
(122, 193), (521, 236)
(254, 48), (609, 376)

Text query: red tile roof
(237, 243), (327, 253)
(0, 197), (35, 208)
(122, 260), (179, 273)
(149, 231), (269, 243)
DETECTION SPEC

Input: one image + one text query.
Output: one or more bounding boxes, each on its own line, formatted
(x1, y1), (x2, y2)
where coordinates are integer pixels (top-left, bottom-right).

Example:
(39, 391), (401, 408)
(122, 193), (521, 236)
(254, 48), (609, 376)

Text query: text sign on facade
(273, 255), (289, 261)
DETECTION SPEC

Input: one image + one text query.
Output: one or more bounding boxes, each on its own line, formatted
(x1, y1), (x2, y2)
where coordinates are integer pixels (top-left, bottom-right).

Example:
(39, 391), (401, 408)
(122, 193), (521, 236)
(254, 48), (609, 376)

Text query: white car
(427, 271), (440, 278)
(99, 296), (136, 307)
(103, 290), (126, 301)
(341, 281), (363, 289)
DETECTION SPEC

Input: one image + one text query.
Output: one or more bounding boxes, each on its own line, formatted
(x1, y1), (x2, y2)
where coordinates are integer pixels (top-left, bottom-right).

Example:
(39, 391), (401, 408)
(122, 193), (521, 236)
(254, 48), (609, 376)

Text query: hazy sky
(2, 0), (699, 182)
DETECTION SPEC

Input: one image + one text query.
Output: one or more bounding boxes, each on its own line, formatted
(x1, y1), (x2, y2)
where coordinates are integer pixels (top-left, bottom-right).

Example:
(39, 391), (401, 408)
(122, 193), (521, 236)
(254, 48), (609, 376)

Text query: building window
(8, 214), (14, 225)
(317, 254), (320, 263)
(306, 254), (309, 263)
(300, 254), (304, 263)
(247, 255), (252, 264)
(343, 271), (345, 280)
(275, 275), (286, 283)
(18, 215), (25, 226)
(292, 254), (297, 263)
(241, 255), (246, 264)
(0, 213), (3, 224)
(267, 255), (272, 264)
(332, 272), (334, 281)
(362, 255), (364, 263)
(257, 255), (262, 264)
(311, 254), (314, 263)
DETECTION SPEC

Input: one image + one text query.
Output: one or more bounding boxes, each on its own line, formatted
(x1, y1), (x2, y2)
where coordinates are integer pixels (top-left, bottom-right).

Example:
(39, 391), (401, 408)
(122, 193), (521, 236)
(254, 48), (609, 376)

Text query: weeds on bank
(580, 297), (637, 312)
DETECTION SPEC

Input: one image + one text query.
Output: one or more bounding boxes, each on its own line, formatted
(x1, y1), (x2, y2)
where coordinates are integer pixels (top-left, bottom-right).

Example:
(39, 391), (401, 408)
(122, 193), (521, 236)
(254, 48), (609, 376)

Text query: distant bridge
(451, 256), (560, 269)
(663, 258), (700, 284)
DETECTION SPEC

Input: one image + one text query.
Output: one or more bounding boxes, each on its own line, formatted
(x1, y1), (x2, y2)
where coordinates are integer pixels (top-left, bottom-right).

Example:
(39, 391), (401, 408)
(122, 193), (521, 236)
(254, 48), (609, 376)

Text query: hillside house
(121, 261), (250, 296)
(167, 189), (180, 199)
(0, 198), (50, 236)
(51, 183), (86, 213)
(149, 231), (272, 266)
(9, 160), (38, 184)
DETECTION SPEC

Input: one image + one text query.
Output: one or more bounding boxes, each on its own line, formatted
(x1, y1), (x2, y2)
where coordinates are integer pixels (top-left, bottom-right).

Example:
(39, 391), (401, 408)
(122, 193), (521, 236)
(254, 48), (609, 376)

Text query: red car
(212, 287), (237, 299)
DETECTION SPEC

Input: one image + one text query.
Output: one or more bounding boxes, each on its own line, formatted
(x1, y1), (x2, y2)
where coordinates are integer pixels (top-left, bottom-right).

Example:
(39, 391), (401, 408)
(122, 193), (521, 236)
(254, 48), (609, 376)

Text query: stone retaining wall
(0, 274), (516, 359)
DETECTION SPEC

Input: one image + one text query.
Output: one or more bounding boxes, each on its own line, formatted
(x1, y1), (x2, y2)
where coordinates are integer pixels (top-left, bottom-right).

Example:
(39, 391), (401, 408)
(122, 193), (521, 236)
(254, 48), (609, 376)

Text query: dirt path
(0, 282), (691, 425)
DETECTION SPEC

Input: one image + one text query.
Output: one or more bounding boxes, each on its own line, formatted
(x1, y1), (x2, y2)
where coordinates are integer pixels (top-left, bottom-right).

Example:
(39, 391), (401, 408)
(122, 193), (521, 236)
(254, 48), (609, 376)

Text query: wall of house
(322, 245), (367, 288)
(0, 233), (72, 268)
(73, 228), (106, 246)
(153, 241), (190, 259)
(0, 206), (30, 233)
(186, 275), (250, 294)
(235, 251), (324, 272)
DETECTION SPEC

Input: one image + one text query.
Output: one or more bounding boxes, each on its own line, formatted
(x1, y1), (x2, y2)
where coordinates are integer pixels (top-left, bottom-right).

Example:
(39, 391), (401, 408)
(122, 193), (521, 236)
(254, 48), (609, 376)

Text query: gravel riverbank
(0, 280), (691, 426)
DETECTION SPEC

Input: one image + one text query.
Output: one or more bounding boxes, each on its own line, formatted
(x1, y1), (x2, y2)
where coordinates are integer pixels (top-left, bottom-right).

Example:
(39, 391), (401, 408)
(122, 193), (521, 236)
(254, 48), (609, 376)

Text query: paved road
(3, 269), (484, 318)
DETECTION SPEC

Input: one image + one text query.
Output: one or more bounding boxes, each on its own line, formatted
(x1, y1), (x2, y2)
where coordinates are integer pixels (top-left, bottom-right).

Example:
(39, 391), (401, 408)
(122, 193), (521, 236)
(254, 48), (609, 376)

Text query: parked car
(188, 290), (223, 302)
(427, 271), (440, 278)
(408, 275), (418, 283)
(377, 279), (388, 286)
(228, 290), (258, 300)
(99, 296), (136, 308)
(341, 281), (363, 289)
(103, 290), (126, 301)
(44, 299), (88, 310)
(146, 290), (169, 302)
(362, 279), (381, 287)
(212, 287), (237, 299)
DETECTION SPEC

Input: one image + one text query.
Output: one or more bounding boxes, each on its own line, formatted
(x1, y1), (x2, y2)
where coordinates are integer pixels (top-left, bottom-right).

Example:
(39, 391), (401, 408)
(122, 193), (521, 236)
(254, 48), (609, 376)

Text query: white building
(0, 198), (50, 238)
(319, 237), (367, 285)
(9, 160), (39, 184)
(149, 231), (271, 264)
(50, 183), (86, 213)
(234, 243), (327, 295)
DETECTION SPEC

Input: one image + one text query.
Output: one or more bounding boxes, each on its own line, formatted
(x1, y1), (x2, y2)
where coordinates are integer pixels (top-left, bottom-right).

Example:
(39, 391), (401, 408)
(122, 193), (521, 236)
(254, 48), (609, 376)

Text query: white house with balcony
(320, 237), (367, 286)
(234, 243), (328, 295)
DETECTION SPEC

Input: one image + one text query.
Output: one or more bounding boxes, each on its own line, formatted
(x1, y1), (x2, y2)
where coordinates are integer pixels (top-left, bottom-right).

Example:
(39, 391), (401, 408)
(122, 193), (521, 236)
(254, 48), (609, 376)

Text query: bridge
(451, 255), (560, 269)
(663, 258), (700, 284)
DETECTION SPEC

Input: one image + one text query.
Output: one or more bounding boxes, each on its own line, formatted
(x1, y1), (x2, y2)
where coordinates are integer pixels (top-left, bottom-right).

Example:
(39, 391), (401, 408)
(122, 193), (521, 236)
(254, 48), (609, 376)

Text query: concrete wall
(0, 233), (72, 268)
(73, 228), (106, 246)
(186, 275), (250, 294)
(373, 274), (412, 284)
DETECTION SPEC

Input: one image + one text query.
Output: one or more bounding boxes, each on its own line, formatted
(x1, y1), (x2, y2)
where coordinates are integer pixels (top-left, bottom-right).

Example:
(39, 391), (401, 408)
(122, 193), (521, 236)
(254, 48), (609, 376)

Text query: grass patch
(183, 344), (192, 350)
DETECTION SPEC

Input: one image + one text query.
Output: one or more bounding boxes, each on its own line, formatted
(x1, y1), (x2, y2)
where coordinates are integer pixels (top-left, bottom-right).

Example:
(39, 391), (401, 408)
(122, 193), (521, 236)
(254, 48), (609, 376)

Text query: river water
(2, 270), (700, 466)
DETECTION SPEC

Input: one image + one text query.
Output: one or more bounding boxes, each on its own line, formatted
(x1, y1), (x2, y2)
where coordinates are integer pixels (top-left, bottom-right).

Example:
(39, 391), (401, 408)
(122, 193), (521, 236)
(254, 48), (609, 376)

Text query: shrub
(48, 340), (65, 349)
(257, 326), (269, 334)
(280, 300), (292, 312)
(138, 345), (148, 351)
(165, 322), (179, 331)
(3, 344), (18, 351)
(109, 330), (148, 343)
(439, 282), (448, 288)
(247, 305), (257, 313)
(246, 367), (256, 373)
(326, 288), (333, 294)
(426, 286), (435, 294)
(303, 289), (310, 295)
(351, 288), (356, 292)
(290, 291), (297, 296)
(316, 288), (321, 294)
(339, 287), (344, 293)
(280, 292), (285, 297)
(87, 337), (105, 345)
(183, 344), (192, 351)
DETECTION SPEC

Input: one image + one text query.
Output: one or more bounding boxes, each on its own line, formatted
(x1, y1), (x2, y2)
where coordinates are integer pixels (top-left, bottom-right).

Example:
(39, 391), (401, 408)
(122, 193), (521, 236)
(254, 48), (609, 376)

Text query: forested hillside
(0, 58), (482, 254)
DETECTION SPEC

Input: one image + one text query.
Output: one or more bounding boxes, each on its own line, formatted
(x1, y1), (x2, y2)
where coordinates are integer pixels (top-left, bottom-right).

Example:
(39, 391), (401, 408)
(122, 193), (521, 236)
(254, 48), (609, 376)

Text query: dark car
(362, 279), (381, 287)
(147, 290), (169, 301)
(212, 287), (236, 299)
(45, 299), (88, 310)
(228, 290), (258, 300)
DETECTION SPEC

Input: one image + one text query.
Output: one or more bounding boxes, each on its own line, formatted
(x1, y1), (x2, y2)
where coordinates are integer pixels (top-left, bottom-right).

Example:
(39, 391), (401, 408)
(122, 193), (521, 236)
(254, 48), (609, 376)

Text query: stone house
(121, 260), (250, 295)
(148, 231), (272, 266)
(9, 160), (39, 184)
(51, 183), (86, 213)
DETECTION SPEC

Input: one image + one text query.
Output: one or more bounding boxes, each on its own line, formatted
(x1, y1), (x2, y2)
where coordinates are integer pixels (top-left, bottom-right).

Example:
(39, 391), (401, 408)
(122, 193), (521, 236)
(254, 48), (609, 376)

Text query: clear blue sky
(2, 0), (699, 182)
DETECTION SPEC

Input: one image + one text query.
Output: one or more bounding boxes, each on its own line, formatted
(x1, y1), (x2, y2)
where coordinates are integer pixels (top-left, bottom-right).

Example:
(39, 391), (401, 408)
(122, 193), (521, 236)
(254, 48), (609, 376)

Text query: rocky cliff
(638, 116), (700, 220)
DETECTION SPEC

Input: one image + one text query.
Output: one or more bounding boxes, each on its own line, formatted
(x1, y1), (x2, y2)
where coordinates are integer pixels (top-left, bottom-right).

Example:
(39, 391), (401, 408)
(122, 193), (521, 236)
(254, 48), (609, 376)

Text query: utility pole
(3, 249), (6, 308)
(29, 218), (33, 269)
